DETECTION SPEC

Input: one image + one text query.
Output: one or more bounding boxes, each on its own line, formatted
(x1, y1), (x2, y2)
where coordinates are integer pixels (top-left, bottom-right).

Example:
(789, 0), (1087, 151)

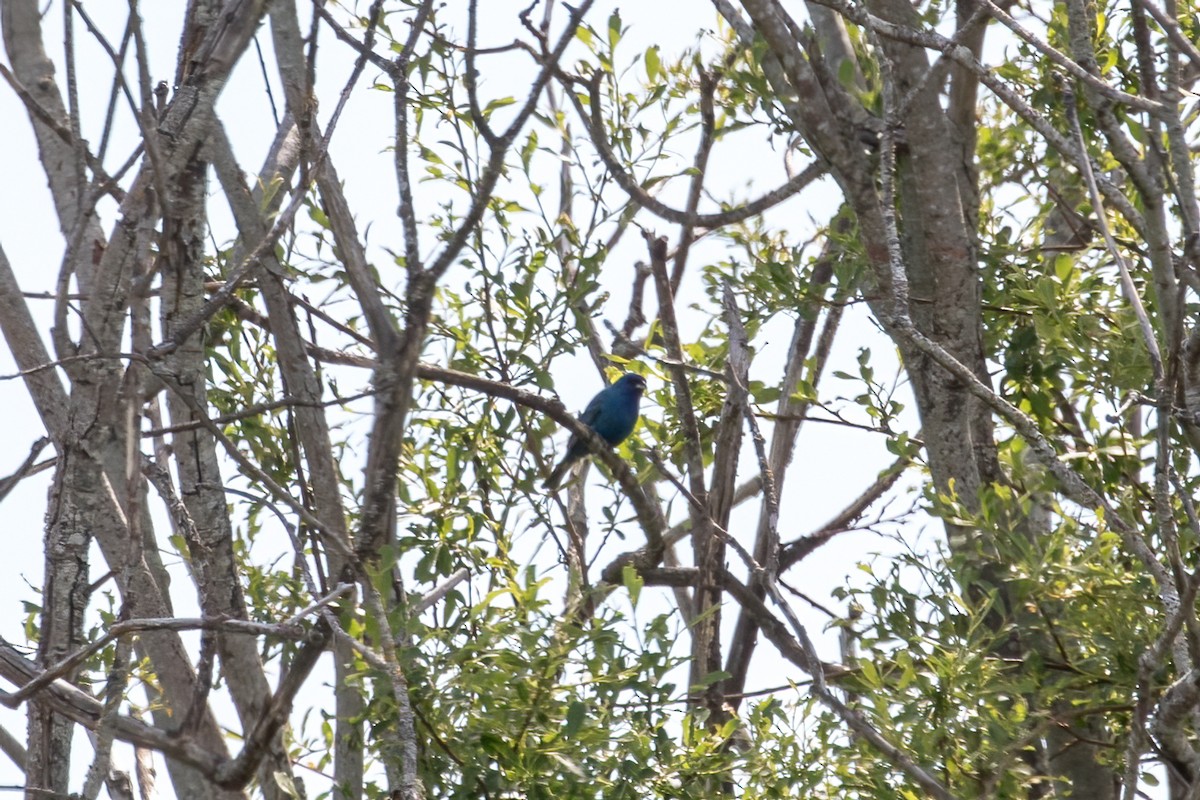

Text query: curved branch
(565, 69), (828, 228)
(413, 363), (669, 558)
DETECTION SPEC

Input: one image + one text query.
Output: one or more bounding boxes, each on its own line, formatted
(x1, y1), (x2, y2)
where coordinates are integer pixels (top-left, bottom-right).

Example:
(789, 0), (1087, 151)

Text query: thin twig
(0, 438), (51, 503)
(1061, 79), (1164, 384)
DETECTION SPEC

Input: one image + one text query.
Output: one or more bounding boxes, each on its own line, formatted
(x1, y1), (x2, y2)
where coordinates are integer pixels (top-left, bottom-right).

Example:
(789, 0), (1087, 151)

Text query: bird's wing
(577, 393), (606, 427)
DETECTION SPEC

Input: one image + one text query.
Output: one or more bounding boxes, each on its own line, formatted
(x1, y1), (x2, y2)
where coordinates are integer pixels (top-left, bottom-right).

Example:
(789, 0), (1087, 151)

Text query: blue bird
(544, 372), (647, 490)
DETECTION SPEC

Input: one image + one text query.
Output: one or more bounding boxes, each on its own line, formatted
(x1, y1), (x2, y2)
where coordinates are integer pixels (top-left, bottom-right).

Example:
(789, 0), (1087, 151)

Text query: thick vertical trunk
(160, 148), (294, 799)
(27, 454), (90, 798)
(731, 0), (1122, 792)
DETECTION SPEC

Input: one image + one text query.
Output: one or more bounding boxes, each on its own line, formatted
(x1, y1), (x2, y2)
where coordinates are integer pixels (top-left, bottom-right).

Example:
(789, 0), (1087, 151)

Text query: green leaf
(622, 564), (644, 608)
(607, 10), (622, 52)
(563, 700), (587, 736)
(485, 96), (516, 113)
(273, 772), (302, 798)
(1053, 253), (1074, 282)
(837, 58), (857, 89)
(644, 46), (660, 81)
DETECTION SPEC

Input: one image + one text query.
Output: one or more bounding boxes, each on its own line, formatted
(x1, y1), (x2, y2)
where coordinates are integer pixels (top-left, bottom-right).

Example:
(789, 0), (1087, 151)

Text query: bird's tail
(542, 457), (574, 490)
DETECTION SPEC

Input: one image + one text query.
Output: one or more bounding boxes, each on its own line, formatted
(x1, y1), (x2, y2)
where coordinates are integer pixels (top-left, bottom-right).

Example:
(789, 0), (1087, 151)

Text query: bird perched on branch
(543, 372), (647, 490)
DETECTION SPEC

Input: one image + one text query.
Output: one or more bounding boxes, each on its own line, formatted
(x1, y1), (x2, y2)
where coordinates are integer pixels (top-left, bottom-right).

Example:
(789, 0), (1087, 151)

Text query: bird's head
(616, 372), (647, 396)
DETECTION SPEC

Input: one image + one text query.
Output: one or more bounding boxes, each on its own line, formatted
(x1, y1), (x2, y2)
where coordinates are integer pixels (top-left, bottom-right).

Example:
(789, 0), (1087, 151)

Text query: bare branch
(567, 69), (829, 228)
(1062, 79), (1164, 383)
